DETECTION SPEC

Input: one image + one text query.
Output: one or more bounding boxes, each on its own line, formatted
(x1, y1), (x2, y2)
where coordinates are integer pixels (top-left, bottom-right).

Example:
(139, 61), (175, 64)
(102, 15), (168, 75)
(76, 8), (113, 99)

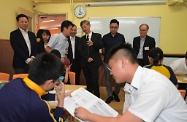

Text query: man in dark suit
(10, 14), (37, 74)
(133, 24), (155, 67)
(79, 20), (103, 98)
(67, 24), (81, 85)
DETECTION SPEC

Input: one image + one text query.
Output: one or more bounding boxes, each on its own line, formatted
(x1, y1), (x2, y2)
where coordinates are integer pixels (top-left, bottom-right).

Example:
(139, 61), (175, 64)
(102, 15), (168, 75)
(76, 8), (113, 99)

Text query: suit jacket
(133, 35), (155, 65)
(10, 29), (37, 69)
(78, 32), (103, 67)
(67, 36), (81, 65)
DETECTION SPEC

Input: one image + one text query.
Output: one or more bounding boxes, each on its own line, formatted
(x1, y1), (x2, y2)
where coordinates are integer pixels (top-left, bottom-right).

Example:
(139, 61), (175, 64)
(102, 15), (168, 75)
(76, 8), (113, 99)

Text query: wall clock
(74, 5), (86, 18)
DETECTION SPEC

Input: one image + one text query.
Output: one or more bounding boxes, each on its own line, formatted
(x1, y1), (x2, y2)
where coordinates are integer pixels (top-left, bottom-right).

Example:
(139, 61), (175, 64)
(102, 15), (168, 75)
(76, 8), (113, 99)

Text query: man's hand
(87, 40), (93, 46)
(65, 91), (72, 97)
(74, 107), (90, 121)
(87, 58), (94, 62)
(28, 58), (34, 65)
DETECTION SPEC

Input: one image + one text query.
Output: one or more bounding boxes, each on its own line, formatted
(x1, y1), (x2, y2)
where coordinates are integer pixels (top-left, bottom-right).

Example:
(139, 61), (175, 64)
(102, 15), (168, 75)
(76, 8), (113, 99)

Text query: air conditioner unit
(168, 0), (184, 6)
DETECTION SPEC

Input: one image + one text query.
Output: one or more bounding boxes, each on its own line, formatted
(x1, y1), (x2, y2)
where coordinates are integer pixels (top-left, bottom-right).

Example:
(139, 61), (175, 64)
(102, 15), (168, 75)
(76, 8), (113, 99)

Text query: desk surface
(65, 85), (86, 91)
(176, 75), (187, 84)
(48, 85), (86, 109)
(0, 80), (8, 83)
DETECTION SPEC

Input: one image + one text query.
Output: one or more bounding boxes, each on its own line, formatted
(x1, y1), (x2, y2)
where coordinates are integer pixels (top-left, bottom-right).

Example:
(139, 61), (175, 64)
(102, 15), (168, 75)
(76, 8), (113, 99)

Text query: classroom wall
(36, 2), (187, 54)
(0, 1), (186, 54)
(0, 0), (33, 39)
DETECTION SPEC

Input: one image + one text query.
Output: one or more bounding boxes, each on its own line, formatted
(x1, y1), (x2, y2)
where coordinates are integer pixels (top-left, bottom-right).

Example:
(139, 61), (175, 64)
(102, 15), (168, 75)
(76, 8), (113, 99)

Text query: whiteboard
(89, 17), (161, 46)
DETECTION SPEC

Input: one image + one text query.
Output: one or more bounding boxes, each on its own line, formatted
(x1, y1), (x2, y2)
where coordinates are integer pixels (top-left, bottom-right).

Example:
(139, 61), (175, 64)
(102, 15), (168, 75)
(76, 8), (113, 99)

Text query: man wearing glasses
(133, 24), (155, 67)
(102, 19), (126, 104)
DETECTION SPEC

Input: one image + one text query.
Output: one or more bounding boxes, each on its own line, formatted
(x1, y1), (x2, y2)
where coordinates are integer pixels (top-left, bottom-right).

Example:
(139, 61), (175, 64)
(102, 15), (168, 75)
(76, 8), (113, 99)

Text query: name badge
(144, 47), (149, 50)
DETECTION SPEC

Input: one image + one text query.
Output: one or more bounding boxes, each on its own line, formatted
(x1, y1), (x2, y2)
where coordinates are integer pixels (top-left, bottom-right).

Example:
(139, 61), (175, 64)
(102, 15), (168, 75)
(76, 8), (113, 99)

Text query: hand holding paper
(64, 88), (118, 122)
(74, 107), (90, 121)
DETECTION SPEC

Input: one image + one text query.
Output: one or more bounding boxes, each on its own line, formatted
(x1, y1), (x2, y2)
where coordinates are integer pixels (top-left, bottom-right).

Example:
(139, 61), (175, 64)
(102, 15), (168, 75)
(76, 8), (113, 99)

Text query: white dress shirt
(137, 37), (145, 59)
(169, 58), (187, 75)
(19, 28), (31, 56)
(123, 66), (187, 122)
(70, 36), (75, 59)
(47, 33), (69, 57)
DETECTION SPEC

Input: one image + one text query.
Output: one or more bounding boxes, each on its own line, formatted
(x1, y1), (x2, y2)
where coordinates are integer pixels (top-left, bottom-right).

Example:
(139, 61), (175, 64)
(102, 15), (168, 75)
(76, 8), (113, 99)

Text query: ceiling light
(85, 0), (167, 7)
(42, 20), (54, 23)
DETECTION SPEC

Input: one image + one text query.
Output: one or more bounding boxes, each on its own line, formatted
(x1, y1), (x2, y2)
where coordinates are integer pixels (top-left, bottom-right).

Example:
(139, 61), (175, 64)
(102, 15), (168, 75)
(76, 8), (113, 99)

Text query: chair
(179, 90), (186, 98)
(12, 74), (28, 80)
(0, 72), (10, 82)
(68, 71), (75, 85)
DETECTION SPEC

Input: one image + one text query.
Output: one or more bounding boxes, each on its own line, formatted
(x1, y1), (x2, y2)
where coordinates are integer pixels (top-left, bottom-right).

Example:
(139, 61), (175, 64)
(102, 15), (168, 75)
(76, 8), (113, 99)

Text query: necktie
(86, 35), (89, 56)
(86, 35), (89, 40)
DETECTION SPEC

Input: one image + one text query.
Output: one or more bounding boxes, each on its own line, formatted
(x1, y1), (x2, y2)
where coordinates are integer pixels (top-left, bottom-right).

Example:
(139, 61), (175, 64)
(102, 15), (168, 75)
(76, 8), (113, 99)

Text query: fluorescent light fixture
(50, 27), (59, 30)
(119, 20), (136, 24)
(85, 0), (167, 7)
(42, 20), (54, 23)
(90, 21), (101, 24)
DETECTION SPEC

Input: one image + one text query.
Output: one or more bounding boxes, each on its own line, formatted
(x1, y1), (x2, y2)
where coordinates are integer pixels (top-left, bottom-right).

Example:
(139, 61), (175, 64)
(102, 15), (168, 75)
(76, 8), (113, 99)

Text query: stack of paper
(64, 88), (118, 122)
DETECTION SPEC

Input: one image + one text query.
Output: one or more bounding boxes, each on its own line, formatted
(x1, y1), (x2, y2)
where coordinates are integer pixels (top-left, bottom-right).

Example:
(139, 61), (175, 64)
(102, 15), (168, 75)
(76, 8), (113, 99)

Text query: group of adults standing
(10, 13), (156, 100)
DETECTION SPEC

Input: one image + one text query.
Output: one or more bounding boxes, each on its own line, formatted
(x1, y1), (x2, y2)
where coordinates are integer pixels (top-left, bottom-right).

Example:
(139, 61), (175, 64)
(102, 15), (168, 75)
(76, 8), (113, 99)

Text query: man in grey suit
(10, 14), (37, 74)
(79, 20), (103, 98)
(133, 24), (155, 67)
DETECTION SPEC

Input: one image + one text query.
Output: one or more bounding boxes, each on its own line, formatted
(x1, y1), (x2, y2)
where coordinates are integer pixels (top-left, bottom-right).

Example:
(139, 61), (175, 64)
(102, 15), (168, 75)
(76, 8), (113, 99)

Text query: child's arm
(63, 65), (71, 83)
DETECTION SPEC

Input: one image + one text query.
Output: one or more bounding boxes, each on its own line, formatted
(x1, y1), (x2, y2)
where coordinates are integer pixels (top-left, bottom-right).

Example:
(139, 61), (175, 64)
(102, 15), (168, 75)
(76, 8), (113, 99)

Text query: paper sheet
(64, 88), (118, 122)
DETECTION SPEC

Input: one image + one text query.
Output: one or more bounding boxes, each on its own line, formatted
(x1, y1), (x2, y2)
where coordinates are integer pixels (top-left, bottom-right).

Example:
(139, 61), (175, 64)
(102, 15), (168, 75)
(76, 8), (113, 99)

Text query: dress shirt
(47, 33), (69, 57)
(19, 28), (31, 56)
(137, 37), (145, 59)
(169, 58), (187, 75)
(19, 28), (34, 64)
(86, 32), (92, 40)
(70, 36), (75, 59)
(123, 66), (187, 122)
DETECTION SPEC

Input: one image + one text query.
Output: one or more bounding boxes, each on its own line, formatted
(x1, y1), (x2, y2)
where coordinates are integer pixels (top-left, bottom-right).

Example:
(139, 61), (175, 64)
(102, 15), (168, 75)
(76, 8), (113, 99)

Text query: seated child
(51, 49), (71, 84)
(145, 47), (178, 87)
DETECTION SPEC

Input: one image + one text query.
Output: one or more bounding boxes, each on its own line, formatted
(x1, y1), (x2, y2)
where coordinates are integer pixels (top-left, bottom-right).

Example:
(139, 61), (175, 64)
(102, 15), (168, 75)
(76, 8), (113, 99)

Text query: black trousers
(70, 59), (81, 85)
(82, 63), (100, 98)
(14, 67), (28, 74)
(138, 59), (145, 67)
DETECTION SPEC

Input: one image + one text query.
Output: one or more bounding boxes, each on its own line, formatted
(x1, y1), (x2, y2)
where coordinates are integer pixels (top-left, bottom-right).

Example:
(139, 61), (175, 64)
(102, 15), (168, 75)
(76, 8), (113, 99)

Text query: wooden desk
(48, 85), (86, 109)
(0, 80), (8, 83)
(176, 75), (187, 84)
(65, 85), (86, 91)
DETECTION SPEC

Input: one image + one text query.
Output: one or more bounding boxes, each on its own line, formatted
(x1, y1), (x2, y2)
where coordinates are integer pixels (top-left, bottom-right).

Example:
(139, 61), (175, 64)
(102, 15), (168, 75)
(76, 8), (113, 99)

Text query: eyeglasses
(106, 58), (122, 72)
(140, 30), (148, 31)
(110, 26), (118, 29)
(107, 66), (111, 71)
